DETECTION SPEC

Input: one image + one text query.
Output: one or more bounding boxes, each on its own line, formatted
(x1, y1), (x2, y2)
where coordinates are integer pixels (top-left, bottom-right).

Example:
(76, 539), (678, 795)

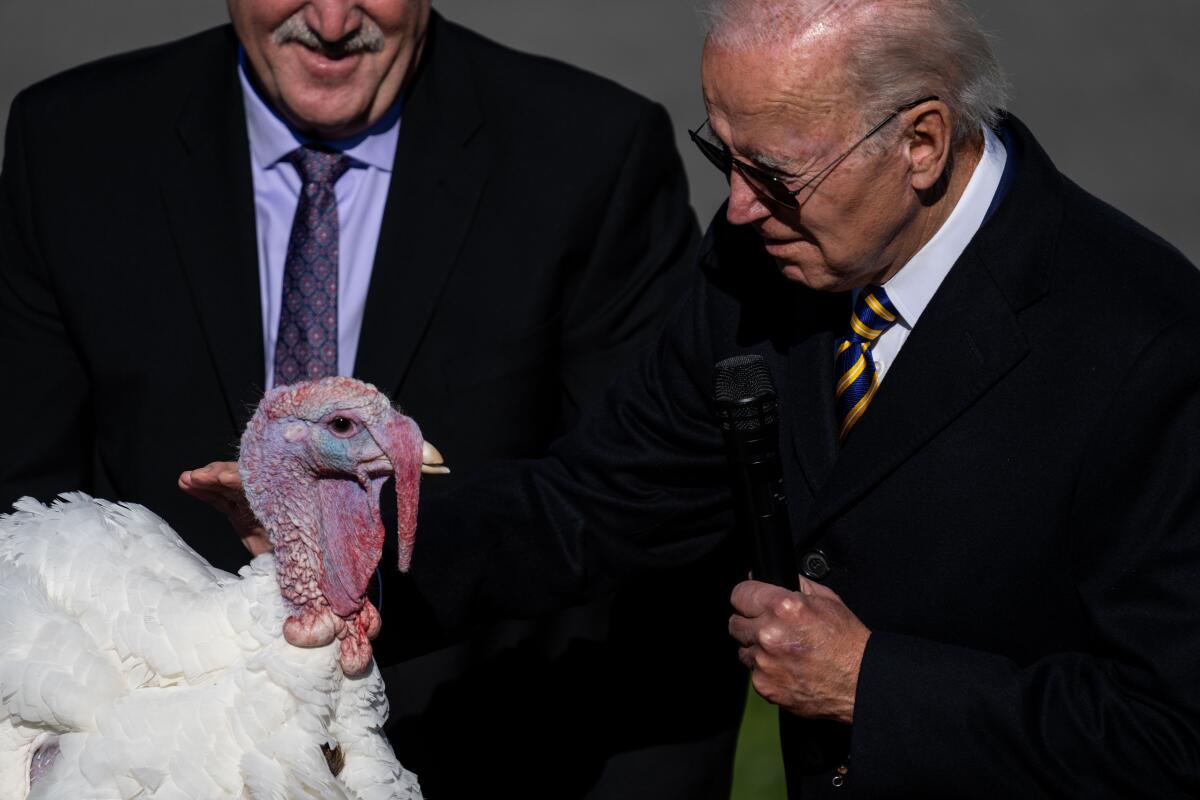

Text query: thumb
(798, 575), (842, 602)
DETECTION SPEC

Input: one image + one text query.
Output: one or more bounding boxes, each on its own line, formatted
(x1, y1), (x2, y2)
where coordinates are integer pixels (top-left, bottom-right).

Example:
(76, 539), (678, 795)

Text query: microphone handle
(725, 427), (799, 590)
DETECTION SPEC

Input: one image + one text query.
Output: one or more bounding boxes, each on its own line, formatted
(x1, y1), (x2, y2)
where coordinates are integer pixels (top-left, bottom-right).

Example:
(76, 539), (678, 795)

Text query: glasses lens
(731, 161), (798, 209)
(690, 119), (799, 209)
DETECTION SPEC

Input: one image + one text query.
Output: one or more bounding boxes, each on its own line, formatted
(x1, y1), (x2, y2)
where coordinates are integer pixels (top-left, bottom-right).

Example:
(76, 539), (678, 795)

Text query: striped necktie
(835, 286), (899, 441)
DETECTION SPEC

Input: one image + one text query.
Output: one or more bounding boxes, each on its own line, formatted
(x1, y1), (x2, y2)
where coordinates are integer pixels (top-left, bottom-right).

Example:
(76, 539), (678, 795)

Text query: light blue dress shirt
(237, 53), (402, 388)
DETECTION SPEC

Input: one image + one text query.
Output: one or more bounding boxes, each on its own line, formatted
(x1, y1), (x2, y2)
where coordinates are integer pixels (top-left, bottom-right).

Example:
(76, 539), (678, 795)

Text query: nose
(725, 169), (772, 227)
(304, 0), (364, 42)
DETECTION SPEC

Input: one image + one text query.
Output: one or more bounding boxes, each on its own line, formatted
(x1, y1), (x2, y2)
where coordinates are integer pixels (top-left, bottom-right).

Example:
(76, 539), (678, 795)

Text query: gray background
(2, 1), (1198, 262)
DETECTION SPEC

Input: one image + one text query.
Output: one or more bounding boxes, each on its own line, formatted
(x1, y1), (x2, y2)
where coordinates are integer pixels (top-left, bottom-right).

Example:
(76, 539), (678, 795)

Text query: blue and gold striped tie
(835, 286), (899, 441)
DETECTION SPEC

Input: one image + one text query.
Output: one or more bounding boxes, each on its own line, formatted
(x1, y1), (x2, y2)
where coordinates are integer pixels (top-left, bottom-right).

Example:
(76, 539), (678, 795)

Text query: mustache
(272, 12), (386, 57)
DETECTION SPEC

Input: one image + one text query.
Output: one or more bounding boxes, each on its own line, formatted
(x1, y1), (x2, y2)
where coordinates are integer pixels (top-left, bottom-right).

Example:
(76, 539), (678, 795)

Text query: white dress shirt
(866, 126), (1008, 383)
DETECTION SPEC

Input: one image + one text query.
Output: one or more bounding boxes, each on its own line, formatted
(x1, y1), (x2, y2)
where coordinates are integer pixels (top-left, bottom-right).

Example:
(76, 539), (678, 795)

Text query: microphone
(713, 355), (799, 590)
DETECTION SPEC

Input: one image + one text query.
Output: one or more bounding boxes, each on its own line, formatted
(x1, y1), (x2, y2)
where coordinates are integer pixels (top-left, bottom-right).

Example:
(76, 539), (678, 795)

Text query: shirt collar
(237, 48), (402, 173)
(880, 125), (1008, 330)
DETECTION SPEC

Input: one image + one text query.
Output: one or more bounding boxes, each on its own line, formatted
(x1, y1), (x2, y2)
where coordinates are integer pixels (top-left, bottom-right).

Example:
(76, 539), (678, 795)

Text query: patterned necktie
(273, 147), (351, 387)
(835, 286), (899, 441)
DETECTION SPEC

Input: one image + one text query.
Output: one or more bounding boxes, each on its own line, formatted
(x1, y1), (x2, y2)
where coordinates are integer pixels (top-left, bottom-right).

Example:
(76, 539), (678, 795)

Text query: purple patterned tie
(273, 147), (352, 386)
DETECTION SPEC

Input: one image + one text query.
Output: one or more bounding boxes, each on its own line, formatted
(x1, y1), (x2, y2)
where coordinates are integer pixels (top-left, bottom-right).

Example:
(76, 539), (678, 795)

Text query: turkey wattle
(0, 377), (443, 799)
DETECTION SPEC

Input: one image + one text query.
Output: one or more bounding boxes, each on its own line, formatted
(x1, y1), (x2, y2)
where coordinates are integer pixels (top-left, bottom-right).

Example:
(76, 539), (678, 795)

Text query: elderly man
(188, 0), (1200, 795)
(0, 1), (750, 798)
(382, 0), (1200, 795)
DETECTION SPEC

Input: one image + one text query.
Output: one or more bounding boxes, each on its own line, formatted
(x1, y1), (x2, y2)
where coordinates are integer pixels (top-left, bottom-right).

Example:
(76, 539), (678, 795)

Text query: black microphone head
(714, 354), (775, 403)
(713, 355), (778, 433)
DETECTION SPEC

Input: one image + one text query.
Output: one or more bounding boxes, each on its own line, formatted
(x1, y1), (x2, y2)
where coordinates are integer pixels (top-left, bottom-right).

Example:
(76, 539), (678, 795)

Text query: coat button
(801, 550), (830, 580)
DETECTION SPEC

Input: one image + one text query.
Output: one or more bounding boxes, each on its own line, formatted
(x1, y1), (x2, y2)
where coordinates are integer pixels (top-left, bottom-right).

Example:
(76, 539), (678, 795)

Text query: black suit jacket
(0, 15), (747, 799)
(408, 114), (1200, 797)
(0, 16), (699, 559)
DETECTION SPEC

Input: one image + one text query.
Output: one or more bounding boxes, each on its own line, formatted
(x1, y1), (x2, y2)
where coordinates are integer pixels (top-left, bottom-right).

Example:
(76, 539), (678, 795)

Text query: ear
(904, 100), (953, 192)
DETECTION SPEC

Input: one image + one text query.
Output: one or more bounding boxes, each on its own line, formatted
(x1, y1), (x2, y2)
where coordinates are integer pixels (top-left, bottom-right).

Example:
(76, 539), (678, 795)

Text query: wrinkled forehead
(701, 40), (854, 160)
(264, 377), (390, 421)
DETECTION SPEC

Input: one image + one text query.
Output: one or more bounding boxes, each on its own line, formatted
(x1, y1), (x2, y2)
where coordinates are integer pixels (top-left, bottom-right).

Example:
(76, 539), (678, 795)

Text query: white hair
(703, 0), (1009, 148)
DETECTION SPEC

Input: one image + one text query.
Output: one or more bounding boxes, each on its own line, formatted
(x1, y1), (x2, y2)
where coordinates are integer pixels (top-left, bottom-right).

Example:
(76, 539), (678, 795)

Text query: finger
(178, 477), (240, 509)
(183, 474), (244, 504)
(178, 475), (217, 500)
(217, 468), (243, 489)
(730, 580), (783, 617)
(798, 575), (842, 602)
(737, 645), (759, 670)
(728, 613), (757, 646)
(187, 461), (235, 482)
(180, 466), (219, 490)
(749, 670), (779, 706)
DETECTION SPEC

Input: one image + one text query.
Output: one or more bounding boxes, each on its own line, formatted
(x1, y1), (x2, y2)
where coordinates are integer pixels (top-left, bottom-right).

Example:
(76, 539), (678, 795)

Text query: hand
(178, 461), (272, 557)
(728, 577), (870, 724)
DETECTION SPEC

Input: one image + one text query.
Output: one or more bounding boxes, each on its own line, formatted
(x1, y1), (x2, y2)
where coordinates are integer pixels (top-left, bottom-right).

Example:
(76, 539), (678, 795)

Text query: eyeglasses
(689, 95), (939, 209)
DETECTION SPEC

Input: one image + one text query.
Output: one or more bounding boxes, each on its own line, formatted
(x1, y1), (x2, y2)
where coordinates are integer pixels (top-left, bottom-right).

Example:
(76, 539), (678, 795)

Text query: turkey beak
(421, 441), (450, 475)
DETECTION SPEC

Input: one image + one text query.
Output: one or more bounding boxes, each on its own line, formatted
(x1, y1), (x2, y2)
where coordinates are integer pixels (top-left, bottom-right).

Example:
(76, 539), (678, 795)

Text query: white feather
(0, 494), (421, 799)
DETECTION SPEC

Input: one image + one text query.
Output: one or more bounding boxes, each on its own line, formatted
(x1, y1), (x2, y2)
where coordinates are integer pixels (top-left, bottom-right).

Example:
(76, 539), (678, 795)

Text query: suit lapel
(802, 251), (1030, 536)
(798, 113), (1061, 538)
(354, 15), (490, 395)
(161, 30), (264, 431)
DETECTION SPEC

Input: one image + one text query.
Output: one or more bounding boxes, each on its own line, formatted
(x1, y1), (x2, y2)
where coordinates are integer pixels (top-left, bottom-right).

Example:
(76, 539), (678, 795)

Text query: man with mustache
(0, 1), (747, 797)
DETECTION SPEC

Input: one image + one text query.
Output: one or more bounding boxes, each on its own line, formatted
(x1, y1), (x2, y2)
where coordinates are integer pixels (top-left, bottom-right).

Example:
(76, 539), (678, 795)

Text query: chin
(778, 263), (814, 286)
(774, 259), (842, 291)
(281, 91), (373, 139)
(270, 58), (383, 137)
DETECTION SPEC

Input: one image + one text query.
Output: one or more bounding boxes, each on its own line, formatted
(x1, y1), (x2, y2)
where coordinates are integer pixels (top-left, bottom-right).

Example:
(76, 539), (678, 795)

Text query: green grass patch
(731, 685), (787, 799)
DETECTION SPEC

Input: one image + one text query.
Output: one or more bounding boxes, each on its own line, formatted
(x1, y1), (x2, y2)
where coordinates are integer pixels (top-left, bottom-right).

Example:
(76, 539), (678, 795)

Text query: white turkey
(0, 376), (445, 799)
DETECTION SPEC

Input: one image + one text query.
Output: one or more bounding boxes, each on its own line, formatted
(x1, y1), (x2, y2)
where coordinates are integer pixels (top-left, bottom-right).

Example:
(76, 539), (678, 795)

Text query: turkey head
(238, 377), (426, 676)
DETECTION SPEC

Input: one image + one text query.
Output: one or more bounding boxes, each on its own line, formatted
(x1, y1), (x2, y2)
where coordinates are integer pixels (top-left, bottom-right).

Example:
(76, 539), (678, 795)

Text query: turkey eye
(329, 416), (354, 435)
